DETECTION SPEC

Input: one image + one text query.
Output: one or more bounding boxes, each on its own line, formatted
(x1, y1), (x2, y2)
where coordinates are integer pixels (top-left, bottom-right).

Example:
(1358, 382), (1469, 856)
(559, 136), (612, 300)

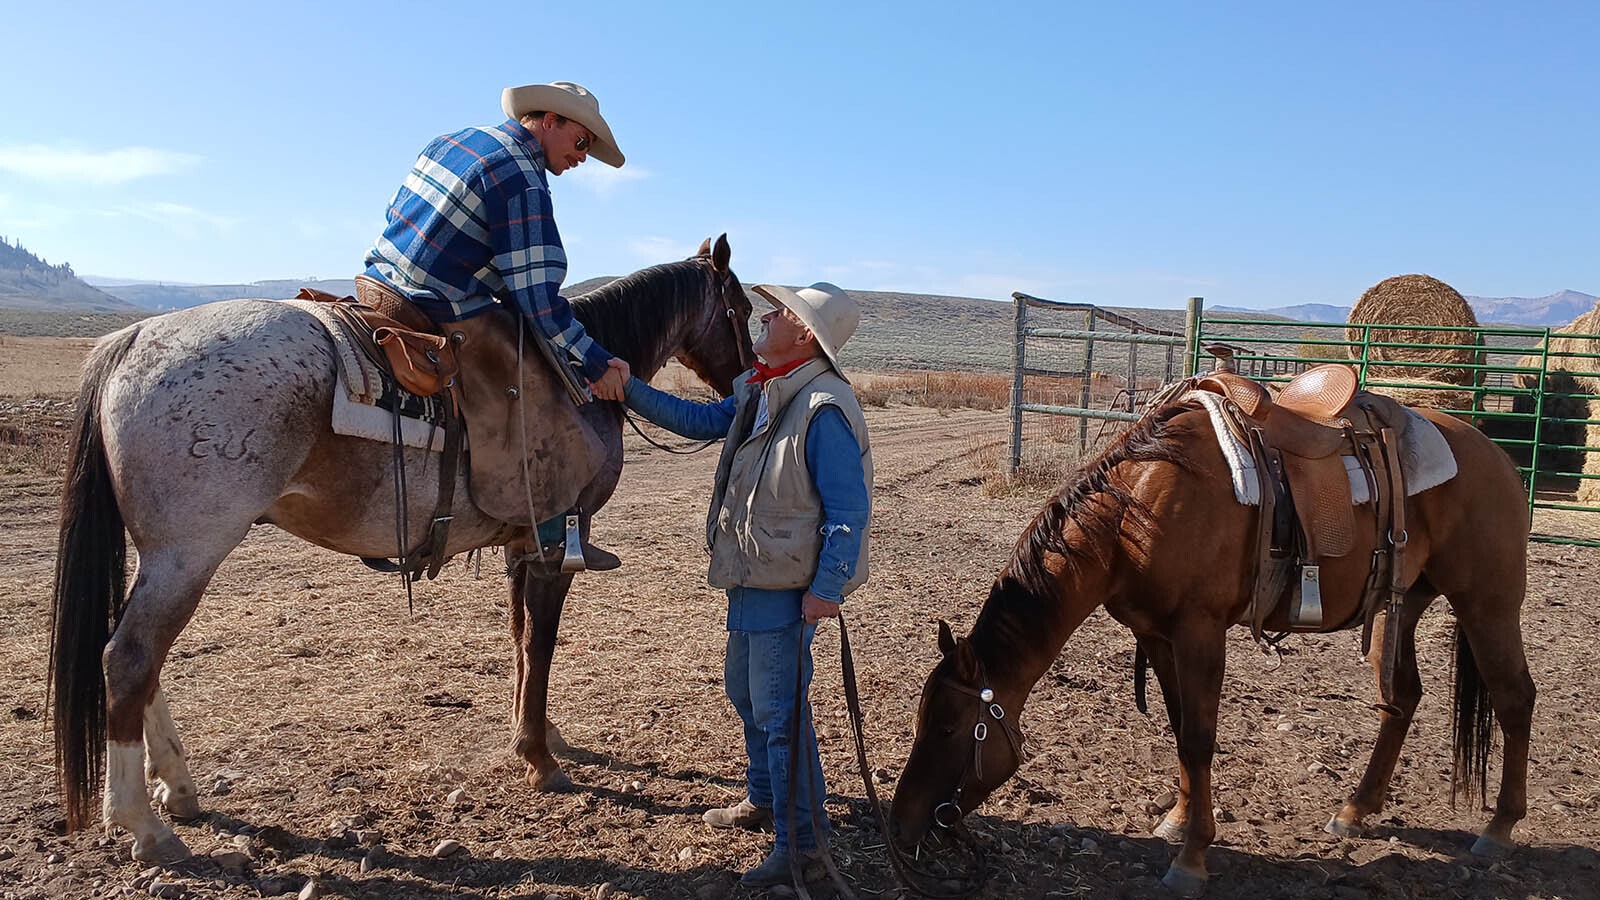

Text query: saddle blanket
(1191, 390), (1458, 506)
(286, 299), (449, 453)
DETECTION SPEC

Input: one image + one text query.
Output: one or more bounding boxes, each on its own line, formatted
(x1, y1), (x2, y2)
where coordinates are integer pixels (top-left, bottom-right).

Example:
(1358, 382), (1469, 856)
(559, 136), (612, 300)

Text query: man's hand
(802, 591), (841, 624)
(590, 357), (631, 402)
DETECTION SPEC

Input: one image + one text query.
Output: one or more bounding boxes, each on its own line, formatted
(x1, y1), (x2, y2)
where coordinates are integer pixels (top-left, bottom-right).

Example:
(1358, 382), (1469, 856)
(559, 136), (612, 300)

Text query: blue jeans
(725, 619), (828, 853)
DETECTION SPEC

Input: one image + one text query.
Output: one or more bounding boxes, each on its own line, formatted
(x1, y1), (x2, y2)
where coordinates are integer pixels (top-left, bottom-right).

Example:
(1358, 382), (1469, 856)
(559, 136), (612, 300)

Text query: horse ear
(711, 233), (731, 273)
(696, 237), (712, 258)
(937, 619), (956, 656)
(953, 638), (981, 682)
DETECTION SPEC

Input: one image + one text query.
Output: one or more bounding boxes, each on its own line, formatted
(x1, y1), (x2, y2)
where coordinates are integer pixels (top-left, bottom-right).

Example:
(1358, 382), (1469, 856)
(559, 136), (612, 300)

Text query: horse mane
(1001, 399), (1198, 601)
(569, 259), (712, 372)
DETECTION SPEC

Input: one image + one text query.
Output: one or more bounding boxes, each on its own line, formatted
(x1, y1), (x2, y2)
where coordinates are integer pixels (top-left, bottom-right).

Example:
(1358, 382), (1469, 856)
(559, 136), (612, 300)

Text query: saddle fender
(449, 308), (606, 526)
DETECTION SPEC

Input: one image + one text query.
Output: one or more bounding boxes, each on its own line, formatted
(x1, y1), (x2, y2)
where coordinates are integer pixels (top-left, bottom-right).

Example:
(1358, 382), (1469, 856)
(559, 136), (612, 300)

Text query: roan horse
(51, 236), (754, 863)
(889, 386), (1534, 894)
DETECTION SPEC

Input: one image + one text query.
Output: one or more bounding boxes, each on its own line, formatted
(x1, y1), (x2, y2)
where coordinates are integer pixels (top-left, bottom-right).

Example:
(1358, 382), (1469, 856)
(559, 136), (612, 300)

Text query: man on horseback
(362, 80), (632, 568)
(622, 283), (873, 888)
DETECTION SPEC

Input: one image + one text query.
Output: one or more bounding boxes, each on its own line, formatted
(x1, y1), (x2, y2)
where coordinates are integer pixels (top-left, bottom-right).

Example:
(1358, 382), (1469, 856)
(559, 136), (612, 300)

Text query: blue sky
(1, 1), (1594, 309)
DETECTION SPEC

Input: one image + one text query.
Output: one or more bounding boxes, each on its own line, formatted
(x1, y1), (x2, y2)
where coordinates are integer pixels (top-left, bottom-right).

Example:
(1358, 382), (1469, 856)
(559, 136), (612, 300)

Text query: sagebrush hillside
(0, 238), (141, 312)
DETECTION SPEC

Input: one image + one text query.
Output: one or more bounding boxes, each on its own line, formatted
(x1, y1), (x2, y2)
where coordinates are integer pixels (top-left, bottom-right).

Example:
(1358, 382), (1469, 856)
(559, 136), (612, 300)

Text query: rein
(623, 410), (719, 454)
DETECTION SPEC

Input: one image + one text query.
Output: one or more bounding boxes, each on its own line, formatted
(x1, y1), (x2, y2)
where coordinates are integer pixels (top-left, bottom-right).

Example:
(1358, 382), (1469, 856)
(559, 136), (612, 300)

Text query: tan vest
(706, 357), (873, 594)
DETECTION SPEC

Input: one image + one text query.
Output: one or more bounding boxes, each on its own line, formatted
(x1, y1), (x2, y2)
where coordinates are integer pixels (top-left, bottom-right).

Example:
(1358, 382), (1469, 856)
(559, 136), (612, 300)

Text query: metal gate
(1007, 293), (1198, 479)
(1008, 294), (1600, 546)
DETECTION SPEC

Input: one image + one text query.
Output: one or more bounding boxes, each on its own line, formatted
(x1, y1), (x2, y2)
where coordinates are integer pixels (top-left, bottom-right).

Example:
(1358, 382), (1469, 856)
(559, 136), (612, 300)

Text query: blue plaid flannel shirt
(363, 118), (613, 381)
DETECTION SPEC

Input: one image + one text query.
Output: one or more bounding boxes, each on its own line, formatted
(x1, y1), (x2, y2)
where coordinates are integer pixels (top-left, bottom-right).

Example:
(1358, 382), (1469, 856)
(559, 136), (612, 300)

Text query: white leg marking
(144, 689), (200, 819)
(106, 741), (189, 861)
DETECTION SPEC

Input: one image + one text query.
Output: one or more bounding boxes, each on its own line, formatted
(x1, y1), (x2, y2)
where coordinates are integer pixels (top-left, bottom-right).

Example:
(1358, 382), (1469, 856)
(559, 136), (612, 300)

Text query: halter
(931, 671), (1027, 829)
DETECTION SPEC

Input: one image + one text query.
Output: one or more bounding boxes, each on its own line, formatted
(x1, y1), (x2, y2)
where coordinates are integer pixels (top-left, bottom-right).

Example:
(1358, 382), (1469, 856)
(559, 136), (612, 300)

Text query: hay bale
(1513, 302), (1600, 501)
(1346, 274), (1478, 386)
(1518, 302), (1600, 393)
(1365, 379), (1475, 412)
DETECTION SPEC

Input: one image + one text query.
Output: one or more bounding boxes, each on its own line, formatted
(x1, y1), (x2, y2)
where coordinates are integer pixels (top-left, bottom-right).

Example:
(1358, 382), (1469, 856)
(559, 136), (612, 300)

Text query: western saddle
(295, 276), (603, 579)
(1190, 364), (1412, 690)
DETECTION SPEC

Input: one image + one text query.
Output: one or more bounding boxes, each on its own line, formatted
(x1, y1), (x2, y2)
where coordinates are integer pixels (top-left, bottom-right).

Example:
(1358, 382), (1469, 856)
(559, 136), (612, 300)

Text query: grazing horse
(51, 237), (754, 863)
(889, 393), (1534, 894)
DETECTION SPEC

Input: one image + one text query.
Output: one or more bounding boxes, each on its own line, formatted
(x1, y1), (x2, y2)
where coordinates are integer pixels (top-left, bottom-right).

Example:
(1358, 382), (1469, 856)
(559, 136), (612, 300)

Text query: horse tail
(1449, 621), (1495, 806)
(50, 325), (140, 831)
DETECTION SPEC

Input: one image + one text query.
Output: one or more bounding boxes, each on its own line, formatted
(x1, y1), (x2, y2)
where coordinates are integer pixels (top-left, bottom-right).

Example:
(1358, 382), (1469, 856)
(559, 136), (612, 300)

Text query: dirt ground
(1, 339), (1598, 900)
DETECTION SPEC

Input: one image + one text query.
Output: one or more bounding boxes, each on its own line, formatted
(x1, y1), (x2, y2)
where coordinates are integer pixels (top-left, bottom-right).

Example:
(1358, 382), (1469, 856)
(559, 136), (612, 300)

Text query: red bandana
(750, 357), (810, 385)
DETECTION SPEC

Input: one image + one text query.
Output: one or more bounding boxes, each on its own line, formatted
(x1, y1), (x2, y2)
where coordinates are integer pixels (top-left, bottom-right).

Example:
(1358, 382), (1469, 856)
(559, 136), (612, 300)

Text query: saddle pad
(286, 299), (449, 453)
(1191, 390), (1458, 506)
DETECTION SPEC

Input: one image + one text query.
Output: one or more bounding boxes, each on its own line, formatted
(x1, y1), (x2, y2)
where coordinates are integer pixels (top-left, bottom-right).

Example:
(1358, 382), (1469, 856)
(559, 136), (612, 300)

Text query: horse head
(674, 233), (753, 395)
(569, 234), (754, 397)
(890, 617), (1027, 849)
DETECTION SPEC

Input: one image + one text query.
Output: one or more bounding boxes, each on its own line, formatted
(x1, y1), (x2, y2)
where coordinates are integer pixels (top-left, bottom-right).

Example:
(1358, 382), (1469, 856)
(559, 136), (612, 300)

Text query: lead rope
(784, 616), (990, 899)
(843, 617), (992, 898)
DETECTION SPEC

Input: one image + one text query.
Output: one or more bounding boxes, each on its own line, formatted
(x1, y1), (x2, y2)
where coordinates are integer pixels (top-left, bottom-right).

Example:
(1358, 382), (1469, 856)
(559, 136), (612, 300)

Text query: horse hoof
(1324, 814), (1362, 838)
(1153, 818), (1187, 842)
(1470, 833), (1513, 858)
(133, 833), (192, 865)
(529, 769), (575, 793)
(1161, 864), (1207, 896)
(155, 787), (203, 821)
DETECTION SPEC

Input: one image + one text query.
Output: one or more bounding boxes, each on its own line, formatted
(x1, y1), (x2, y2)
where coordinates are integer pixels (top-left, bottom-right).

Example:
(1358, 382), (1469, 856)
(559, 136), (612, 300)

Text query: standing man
(362, 80), (632, 402)
(623, 283), (873, 887)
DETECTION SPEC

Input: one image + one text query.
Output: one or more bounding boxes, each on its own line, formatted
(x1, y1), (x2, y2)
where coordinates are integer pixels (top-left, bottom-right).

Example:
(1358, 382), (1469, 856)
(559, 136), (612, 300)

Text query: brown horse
(51, 237), (754, 863)
(889, 392), (1534, 894)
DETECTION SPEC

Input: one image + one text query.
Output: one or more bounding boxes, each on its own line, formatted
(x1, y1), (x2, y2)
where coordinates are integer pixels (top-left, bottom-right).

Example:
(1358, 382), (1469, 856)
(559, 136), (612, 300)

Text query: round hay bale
(1513, 300), (1600, 499)
(1517, 301), (1600, 394)
(1364, 379), (1475, 412)
(1346, 274), (1478, 386)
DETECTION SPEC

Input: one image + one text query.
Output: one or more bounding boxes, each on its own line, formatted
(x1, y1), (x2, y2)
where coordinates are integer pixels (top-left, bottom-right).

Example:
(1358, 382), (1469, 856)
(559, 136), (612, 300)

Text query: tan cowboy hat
(501, 81), (625, 167)
(751, 282), (860, 381)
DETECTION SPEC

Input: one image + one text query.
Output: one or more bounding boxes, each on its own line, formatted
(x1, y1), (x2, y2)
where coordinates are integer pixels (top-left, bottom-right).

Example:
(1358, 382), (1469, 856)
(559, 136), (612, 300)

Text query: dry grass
(0, 335), (99, 396)
(0, 397), (73, 477)
(853, 371), (1010, 410)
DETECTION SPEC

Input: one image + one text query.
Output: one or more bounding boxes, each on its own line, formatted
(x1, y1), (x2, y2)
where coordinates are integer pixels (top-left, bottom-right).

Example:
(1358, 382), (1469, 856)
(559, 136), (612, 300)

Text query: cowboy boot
(739, 846), (827, 888)
(702, 798), (773, 831)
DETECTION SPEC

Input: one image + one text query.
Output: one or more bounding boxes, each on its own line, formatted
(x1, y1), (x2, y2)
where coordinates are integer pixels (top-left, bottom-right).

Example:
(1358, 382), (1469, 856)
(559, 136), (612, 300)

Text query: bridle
(929, 670), (1027, 829)
(682, 256), (753, 373)
(623, 258), (753, 455)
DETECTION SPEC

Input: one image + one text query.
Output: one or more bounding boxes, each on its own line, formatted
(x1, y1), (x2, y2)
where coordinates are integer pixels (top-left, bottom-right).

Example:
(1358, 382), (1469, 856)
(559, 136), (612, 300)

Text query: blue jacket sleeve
(623, 376), (737, 442)
(805, 405), (870, 602)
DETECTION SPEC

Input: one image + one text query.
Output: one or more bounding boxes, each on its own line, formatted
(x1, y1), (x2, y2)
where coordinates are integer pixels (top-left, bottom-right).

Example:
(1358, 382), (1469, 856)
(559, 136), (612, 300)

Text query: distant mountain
(1216, 291), (1597, 328)
(1214, 303), (1351, 323)
(92, 278), (358, 311)
(0, 239), (143, 312)
(1465, 290), (1597, 327)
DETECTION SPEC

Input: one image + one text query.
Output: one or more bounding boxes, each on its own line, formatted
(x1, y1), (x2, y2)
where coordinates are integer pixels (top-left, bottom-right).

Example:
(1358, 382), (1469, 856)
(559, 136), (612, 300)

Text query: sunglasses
(575, 132), (593, 153)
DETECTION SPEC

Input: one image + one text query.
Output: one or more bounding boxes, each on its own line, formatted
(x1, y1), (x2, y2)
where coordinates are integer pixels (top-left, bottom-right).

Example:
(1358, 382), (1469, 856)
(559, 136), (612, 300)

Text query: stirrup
(536, 523), (621, 573)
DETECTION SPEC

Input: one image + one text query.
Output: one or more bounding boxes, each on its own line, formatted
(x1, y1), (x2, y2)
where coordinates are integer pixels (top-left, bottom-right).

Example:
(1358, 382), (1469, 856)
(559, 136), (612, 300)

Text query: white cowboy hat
(501, 81), (625, 168)
(751, 282), (860, 381)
